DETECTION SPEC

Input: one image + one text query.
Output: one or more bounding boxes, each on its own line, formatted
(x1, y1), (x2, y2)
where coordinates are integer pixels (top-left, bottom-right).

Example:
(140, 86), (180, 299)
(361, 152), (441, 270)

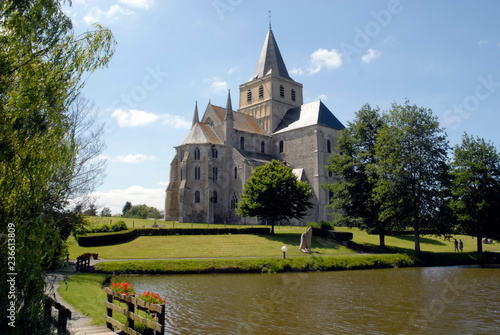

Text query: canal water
(116, 266), (499, 334)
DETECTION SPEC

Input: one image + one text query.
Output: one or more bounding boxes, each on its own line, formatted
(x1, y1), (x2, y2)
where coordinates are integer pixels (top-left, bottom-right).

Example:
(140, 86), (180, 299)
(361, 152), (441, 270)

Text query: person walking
(459, 239), (463, 252)
(454, 239), (459, 252)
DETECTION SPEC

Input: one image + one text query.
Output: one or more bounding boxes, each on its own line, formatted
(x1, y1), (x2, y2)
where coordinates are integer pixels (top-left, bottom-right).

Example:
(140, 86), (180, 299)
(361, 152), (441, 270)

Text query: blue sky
(66, 0), (500, 215)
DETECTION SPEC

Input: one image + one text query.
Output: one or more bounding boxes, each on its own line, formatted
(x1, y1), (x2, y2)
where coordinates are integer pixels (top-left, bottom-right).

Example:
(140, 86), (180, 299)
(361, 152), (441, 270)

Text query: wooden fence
(44, 297), (72, 335)
(104, 287), (165, 335)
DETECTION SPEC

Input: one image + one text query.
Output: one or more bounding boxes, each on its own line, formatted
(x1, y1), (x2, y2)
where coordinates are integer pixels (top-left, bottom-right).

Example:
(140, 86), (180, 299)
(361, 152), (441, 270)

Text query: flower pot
(92, 253), (98, 260)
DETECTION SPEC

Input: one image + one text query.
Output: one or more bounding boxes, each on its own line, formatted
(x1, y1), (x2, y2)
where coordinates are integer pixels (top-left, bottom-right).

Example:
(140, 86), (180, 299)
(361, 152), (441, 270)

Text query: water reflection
(117, 266), (500, 334)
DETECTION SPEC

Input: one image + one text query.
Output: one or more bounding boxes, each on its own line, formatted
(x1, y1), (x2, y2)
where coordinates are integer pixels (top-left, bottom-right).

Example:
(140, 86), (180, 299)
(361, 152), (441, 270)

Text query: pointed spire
(191, 101), (199, 129)
(225, 90), (234, 121)
(252, 27), (292, 81)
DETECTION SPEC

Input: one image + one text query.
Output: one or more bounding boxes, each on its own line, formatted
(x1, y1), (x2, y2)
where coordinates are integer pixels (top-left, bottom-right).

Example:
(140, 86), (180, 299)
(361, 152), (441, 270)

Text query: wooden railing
(104, 287), (165, 335)
(44, 297), (72, 335)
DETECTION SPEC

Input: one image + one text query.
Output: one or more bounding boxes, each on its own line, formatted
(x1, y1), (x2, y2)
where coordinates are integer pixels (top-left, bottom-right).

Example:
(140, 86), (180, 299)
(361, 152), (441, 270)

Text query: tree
(123, 204), (162, 219)
(237, 160), (313, 233)
(122, 201), (132, 216)
(83, 203), (98, 216)
(100, 207), (112, 217)
(325, 104), (389, 247)
(0, 0), (115, 332)
(373, 102), (450, 253)
(450, 133), (500, 252)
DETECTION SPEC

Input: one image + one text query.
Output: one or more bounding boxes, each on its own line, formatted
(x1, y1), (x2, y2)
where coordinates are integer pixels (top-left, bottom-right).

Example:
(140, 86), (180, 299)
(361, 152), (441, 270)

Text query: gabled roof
(251, 28), (292, 81)
(181, 122), (222, 145)
(211, 104), (267, 135)
(273, 100), (345, 134)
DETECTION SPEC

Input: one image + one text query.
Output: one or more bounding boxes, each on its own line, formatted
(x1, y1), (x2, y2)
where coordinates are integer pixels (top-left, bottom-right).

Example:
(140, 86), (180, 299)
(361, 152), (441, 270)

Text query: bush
(307, 221), (335, 230)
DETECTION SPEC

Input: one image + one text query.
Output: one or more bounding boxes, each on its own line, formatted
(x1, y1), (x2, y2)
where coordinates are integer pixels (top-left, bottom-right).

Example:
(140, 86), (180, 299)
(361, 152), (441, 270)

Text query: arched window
(212, 147), (218, 159)
(213, 167), (218, 181)
(258, 85), (264, 99)
(234, 166), (238, 179)
(212, 191), (218, 204)
(194, 147), (200, 160)
(291, 88), (296, 101)
(279, 140), (284, 153)
(327, 139), (332, 153)
(279, 85), (284, 98)
(194, 166), (201, 180)
(195, 190), (201, 203)
(240, 136), (245, 150)
(230, 193), (238, 209)
(260, 141), (265, 153)
(247, 89), (252, 103)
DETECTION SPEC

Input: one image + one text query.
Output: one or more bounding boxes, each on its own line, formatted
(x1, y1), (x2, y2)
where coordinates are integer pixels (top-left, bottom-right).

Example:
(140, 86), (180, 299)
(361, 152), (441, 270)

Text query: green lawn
(67, 226), (355, 260)
(57, 273), (110, 325)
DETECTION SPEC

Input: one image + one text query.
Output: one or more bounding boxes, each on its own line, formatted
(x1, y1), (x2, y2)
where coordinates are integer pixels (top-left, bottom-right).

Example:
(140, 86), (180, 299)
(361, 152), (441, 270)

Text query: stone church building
(164, 27), (345, 224)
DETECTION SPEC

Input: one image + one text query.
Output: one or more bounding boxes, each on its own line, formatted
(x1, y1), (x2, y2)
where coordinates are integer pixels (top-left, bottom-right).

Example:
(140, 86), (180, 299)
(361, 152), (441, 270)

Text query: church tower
(238, 27), (303, 133)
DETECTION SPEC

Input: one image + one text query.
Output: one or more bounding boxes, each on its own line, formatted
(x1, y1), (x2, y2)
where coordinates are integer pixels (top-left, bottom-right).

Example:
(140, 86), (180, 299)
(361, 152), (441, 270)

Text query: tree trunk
(270, 219), (275, 234)
(477, 235), (483, 253)
(379, 233), (386, 249)
(414, 228), (421, 253)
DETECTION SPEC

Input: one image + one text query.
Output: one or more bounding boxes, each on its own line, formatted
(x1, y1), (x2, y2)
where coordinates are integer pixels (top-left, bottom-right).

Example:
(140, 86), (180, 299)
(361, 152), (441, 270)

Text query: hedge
(311, 227), (353, 241)
(76, 227), (272, 247)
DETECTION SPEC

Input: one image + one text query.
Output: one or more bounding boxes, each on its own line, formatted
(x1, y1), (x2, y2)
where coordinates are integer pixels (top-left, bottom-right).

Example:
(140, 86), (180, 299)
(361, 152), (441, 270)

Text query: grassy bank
(57, 273), (110, 325)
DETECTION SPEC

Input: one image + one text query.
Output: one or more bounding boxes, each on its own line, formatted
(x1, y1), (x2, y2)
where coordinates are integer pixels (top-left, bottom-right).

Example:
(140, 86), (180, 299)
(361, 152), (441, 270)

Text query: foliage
(100, 207), (112, 217)
(449, 133), (500, 252)
(122, 201), (132, 216)
(123, 203), (163, 219)
(0, 0), (115, 332)
(84, 204), (98, 216)
(372, 101), (450, 253)
(306, 221), (335, 230)
(324, 104), (389, 246)
(75, 227), (271, 247)
(78, 220), (128, 234)
(237, 160), (313, 233)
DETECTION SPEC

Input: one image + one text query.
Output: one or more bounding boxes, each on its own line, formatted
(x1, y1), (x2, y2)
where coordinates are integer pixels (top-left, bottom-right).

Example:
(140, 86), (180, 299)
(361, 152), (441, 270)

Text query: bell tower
(238, 27), (303, 133)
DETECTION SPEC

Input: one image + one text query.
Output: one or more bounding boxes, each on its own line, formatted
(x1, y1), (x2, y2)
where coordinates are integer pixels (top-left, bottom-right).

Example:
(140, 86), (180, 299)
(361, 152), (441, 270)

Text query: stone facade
(165, 28), (345, 224)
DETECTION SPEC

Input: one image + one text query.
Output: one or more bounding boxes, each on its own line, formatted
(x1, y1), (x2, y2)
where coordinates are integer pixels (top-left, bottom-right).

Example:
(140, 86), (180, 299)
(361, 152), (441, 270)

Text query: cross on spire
(268, 10), (272, 29)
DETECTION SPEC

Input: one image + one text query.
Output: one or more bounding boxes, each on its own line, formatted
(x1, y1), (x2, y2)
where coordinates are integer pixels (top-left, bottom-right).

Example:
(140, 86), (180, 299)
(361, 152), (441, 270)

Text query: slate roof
(251, 28), (292, 81)
(181, 122), (222, 145)
(273, 100), (345, 134)
(211, 105), (267, 135)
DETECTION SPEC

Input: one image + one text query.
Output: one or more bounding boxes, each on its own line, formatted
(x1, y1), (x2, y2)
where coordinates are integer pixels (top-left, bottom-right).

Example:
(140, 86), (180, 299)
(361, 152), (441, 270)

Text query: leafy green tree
(100, 207), (112, 217)
(373, 102), (450, 253)
(123, 204), (163, 219)
(122, 201), (132, 216)
(83, 204), (98, 216)
(237, 160), (313, 233)
(325, 104), (390, 247)
(450, 133), (500, 252)
(0, 0), (114, 332)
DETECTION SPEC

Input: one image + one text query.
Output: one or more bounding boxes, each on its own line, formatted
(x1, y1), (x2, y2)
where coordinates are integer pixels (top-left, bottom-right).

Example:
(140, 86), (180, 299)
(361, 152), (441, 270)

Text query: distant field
(67, 218), (499, 259)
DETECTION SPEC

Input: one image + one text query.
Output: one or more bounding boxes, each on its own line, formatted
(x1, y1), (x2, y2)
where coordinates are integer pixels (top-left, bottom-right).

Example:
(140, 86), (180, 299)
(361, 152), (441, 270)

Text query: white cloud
(115, 154), (157, 163)
(118, 0), (154, 9)
(91, 185), (164, 214)
(316, 94), (328, 101)
(111, 109), (190, 129)
(211, 80), (228, 92)
(308, 48), (343, 74)
(83, 4), (134, 24)
(112, 109), (159, 127)
(361, 48), (382, 63)
(227, 67), (237, 75)
(290, 68), (305, 76)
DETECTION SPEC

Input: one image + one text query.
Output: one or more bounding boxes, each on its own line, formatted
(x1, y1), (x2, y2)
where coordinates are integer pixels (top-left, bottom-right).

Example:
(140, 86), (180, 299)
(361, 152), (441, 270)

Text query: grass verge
(94, 253), (415, 274)
(57, 273), (110, 325)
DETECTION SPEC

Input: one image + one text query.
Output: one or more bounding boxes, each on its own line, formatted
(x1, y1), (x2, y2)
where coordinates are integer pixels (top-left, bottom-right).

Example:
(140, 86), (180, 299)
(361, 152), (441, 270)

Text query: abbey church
(164, 27), (345, 224)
